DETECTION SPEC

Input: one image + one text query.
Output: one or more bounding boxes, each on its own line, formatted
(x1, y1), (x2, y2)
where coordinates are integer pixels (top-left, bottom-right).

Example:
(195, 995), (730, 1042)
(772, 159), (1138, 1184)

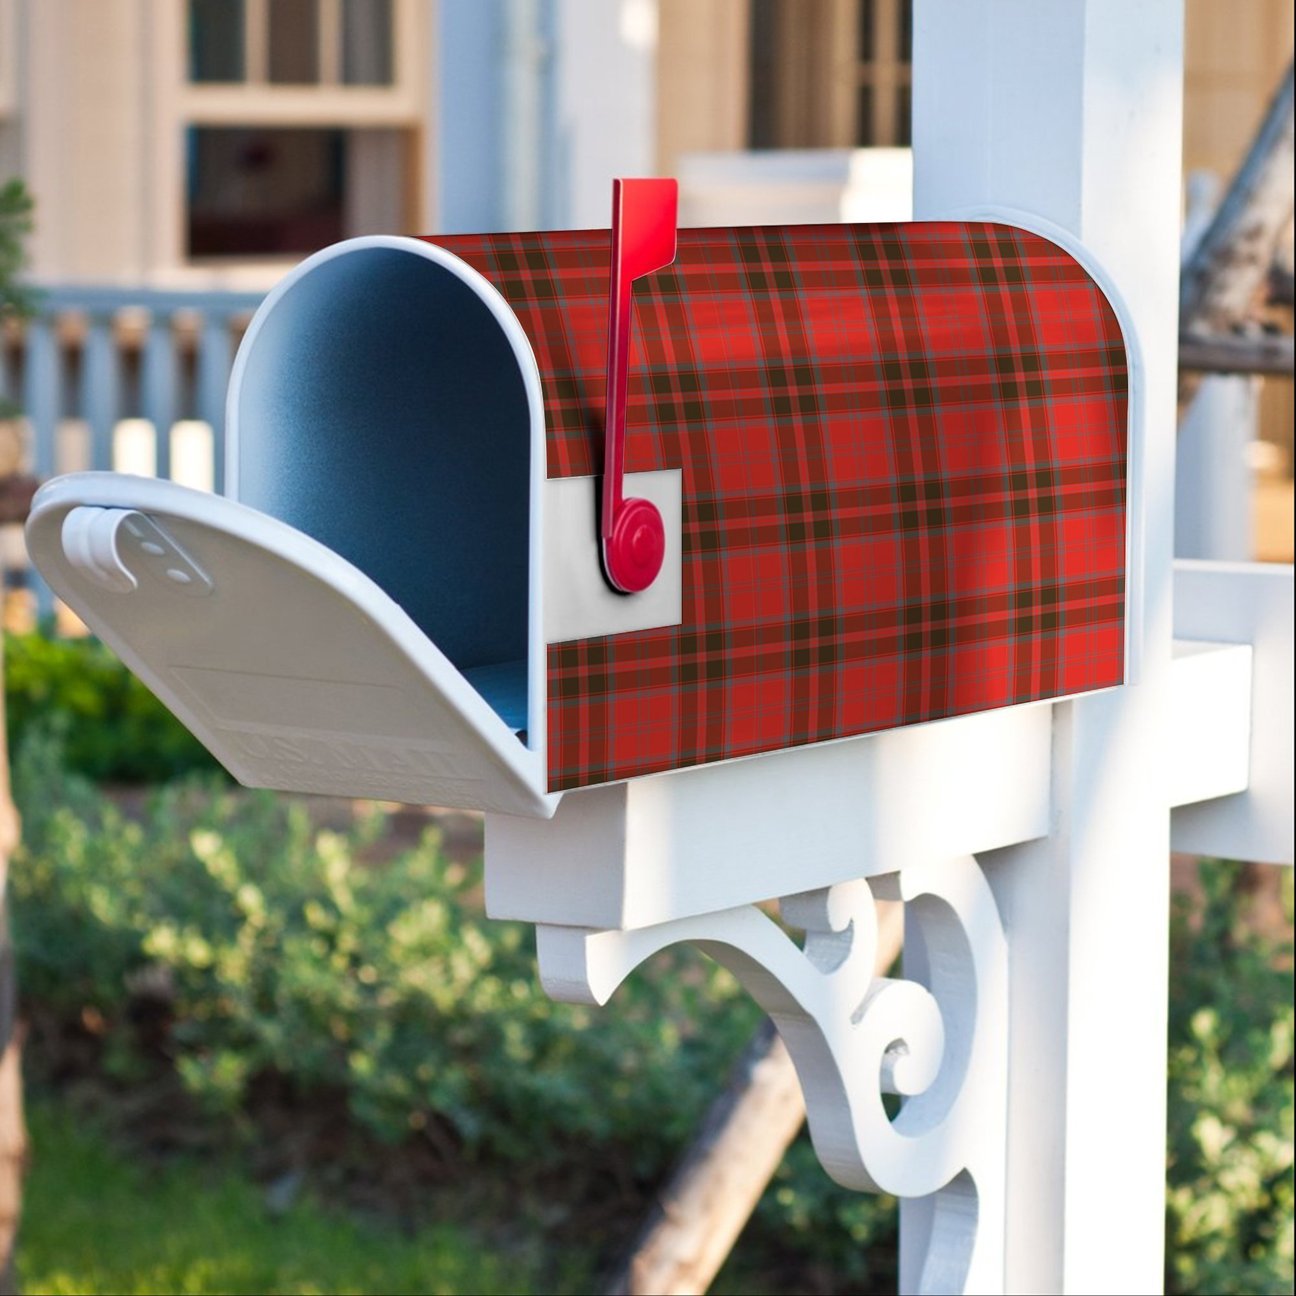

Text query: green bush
(11, 726), (758, 1171)
(1166, 861), (1294, 1295)
(4, 631), (221, 783)
(9, 724), (1292, 1293)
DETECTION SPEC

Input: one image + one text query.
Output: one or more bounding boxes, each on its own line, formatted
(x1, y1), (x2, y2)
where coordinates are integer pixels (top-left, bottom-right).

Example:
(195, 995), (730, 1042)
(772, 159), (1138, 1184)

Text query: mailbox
(27, 184), (1130, 818)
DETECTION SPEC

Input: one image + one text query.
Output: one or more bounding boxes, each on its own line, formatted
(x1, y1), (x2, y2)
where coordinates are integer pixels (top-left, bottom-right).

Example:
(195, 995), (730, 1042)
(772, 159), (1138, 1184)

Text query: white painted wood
(1172, 561), (1295, 864)
(1167, 641), (1253, 809)
(26, 473), (555, 818)
(543, 471), (682, 643)
(913, 4), (1184, 1292)
(676, 148), (913, 227)
(537, 856), (1007, 1294)
(550, 0), (657, 229)
(1175, 377), (1259, 561)
(485, 701), (1051, 930)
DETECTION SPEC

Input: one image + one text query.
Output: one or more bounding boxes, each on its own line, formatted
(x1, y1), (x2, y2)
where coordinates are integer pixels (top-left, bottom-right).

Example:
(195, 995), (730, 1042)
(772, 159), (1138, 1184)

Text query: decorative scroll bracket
(535, 855), (1008, 1295)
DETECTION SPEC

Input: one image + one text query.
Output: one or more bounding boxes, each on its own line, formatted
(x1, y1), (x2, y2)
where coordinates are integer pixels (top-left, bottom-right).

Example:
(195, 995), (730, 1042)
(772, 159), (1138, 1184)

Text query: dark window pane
(858, 0), (875, 62)
(899, 0), (913, 61)
(896, 83), (912, 145)
(856, 82), (874, 144)
(269, 0), (320, 84)
(189, 0), (245, 82)
(748, 0), (779, 148)
(187, 127), (345, 258)
(342, 0), (394, 85)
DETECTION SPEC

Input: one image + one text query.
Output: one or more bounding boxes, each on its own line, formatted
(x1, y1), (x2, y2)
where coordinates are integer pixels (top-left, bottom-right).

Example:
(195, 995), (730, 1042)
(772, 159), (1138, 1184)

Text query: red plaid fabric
(429, 223), (1128, 793)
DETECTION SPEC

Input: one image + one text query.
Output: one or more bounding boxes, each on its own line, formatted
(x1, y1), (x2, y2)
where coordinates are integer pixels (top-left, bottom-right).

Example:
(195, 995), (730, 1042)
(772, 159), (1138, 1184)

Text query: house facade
(0, 1), (1289, 566)
(0, 0), (430, 288)
(1, 0), (1288, 286)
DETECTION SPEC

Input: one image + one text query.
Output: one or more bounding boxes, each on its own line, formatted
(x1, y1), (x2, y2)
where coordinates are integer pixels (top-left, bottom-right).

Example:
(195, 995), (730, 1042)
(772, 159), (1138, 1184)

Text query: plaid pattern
(429, 223), (1129, 792)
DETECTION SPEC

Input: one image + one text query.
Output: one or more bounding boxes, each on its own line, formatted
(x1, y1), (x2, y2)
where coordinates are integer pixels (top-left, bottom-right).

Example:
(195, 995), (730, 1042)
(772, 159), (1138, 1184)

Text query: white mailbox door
(26, 473), (555, 818)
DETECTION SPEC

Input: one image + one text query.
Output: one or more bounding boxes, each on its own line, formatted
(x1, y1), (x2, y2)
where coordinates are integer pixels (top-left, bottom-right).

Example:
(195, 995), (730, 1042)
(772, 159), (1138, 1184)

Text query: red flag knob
(604, 494), (666, 594)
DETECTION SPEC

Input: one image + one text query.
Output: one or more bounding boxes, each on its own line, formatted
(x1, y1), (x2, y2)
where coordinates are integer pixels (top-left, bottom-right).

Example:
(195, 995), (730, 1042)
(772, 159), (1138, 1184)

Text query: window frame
(151, 0), (426, 278)
(748, 0), (913, 150)
(182, 0), (421, 123)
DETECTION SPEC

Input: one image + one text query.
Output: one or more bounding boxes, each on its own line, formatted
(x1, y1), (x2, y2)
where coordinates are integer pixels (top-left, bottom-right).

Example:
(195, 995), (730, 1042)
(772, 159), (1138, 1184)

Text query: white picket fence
(0, 285), (264, 615)
(3, 289), (1268, 624)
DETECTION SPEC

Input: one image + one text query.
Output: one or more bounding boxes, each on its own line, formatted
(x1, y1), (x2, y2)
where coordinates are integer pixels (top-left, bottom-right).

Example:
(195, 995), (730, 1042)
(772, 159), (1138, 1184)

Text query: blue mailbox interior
(233, 244), (533, 734)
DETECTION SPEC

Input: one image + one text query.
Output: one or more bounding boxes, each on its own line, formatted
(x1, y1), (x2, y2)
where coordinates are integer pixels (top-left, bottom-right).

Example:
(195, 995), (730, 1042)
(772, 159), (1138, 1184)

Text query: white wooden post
(1175, 377), (1258, 561)
(911, 3), (1184, 1291)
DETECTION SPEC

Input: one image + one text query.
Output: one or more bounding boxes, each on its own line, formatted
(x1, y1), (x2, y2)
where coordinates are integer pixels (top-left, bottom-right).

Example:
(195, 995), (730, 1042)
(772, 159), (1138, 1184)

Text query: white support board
(542, 471), (683, 642)
(1167, 640), (1252, 810)
(485, 700), (1052, 930)
(1172, 560), (1295, 865)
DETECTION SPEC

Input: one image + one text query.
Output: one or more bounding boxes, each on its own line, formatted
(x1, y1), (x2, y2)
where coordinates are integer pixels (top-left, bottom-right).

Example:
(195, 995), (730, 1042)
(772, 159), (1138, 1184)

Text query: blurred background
(0, 0), (1290, 595)
(0, 3), (1290, 1295)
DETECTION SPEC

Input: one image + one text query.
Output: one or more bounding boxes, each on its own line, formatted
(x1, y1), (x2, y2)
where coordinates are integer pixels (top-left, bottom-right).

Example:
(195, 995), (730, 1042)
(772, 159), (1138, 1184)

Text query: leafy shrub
(4, 630), (222, 783)
(728, 1137), (898, 1293)
(9, 725), (1293, 1293)
(1166, 861), (1294, 1295)
(11, 726), (758, 1172)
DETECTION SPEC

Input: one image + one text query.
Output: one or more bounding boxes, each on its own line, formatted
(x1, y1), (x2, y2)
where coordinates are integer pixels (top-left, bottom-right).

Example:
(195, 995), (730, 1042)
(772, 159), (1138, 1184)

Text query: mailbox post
(20, 3), (1296, 1293)
(912, 4), (1292, 1292)
(913, 5), (1184, 1291)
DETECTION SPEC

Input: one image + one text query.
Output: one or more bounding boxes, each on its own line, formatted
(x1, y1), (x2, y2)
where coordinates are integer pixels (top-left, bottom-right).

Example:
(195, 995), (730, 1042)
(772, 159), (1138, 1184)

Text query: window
(185, 125), (411, 259)
(187, 0), (395, 87)
(855, 0), (911, 146)
(269, 0), (320, 85)
(748, 0), (913, 149)
(166, 0), (422, 266)
(187, 127), (345, 256)
(342, 0), (394, 85)
(190, 0), (246, 82)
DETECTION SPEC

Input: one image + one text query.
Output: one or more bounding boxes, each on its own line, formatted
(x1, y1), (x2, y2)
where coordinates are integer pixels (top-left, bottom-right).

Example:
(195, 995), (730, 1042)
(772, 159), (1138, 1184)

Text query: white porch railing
(1, 285), (264, 617)
(2, 187), (1283, 624)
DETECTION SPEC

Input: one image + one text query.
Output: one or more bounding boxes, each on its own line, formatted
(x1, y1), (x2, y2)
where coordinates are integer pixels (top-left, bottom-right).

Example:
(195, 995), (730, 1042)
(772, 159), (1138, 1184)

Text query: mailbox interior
(228, 238), (543, 742)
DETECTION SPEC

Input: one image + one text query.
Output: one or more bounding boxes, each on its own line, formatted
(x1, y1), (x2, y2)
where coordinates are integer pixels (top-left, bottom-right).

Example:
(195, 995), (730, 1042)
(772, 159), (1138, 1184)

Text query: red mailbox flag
(602, 178), (678, 594)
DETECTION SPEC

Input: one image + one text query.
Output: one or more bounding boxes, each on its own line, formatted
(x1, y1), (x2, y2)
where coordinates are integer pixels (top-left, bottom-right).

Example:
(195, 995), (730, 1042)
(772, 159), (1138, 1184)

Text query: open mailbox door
(28, 234), (555, 818)
(27, 474), (555, 818)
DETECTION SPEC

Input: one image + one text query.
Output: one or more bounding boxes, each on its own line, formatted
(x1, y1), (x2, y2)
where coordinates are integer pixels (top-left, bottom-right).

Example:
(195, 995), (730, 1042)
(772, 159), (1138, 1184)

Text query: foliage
(1166, 861), (1294, 1296)
(10, 727), (759, 1172)
(18, 1102), (549, 1295)
(9, 728), (1293, 1292)
(720, 1137), (898, 1294)
(0, 177), (36, 419)
(0, 177), (34, 315)
(3, 631), (221, 784)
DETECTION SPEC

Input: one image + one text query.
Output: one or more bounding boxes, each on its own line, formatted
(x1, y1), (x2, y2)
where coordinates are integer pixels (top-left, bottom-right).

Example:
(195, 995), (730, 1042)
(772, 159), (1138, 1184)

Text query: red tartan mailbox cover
(439, 220), (1129, 791)
(26, 215), (1128, 815)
